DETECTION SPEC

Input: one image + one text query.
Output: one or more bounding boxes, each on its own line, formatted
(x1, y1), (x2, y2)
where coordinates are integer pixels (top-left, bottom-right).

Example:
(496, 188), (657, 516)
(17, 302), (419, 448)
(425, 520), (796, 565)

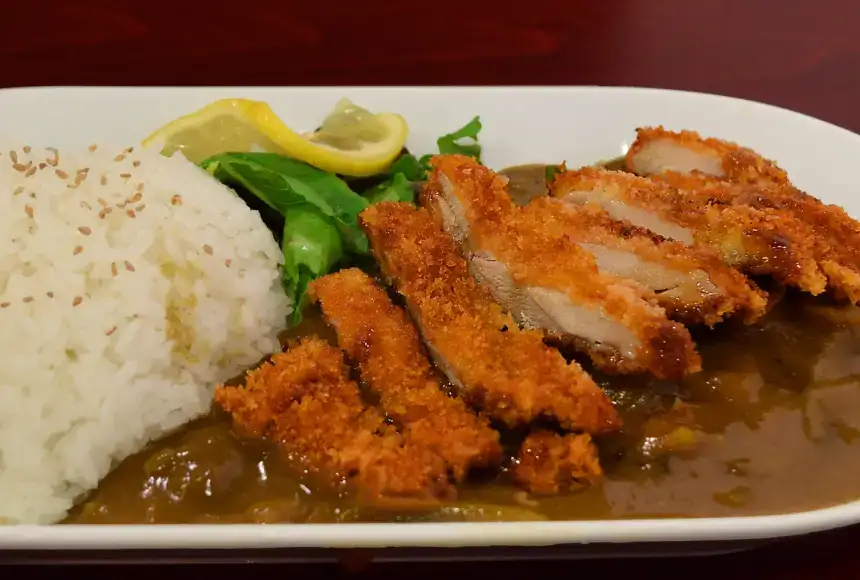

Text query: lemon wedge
(142, 97), (409, 177)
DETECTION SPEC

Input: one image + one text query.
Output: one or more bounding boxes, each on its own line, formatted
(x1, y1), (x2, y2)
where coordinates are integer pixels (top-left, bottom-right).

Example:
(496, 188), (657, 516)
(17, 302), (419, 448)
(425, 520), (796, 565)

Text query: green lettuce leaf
(363, 173), (415, 204)
(201, 152), (369, 254)
(280, 206), (343, 325)
(545, 164), (562, 182)
(386, 153), (426, 181)
(435, 116), (482, 160)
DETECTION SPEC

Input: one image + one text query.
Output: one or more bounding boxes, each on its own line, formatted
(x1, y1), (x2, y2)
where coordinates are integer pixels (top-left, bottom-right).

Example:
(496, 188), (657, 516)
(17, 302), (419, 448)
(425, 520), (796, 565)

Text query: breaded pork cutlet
(626, 126), (789, 187)
(526, 198), (768, 325)
(308, 268), (503, 481)
(512, 430), (603, 495)
(422, 154), (701, 378)
(550, 167), (828, 295)
(214, 338), (454, 504)
(627, 127), (860, 303)
(360, 202), (621, 434)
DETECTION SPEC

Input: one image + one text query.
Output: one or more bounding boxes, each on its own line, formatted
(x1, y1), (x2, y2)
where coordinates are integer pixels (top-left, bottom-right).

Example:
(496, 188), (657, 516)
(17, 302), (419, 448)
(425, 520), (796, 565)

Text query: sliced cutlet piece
(432, 155), (765, 326)
(625, 126), (789, 187)
(422, 154), (701, 378)
(656, 171), (860, 304)
(627, 127), (860, 303)
(526, 198), (768, 326)
(359, 201), (621, 434)
(550, 167), (828, 295)
(214, 337), (454, 504)
(512, 430), (602, 495)
(308, 268), (503, 481)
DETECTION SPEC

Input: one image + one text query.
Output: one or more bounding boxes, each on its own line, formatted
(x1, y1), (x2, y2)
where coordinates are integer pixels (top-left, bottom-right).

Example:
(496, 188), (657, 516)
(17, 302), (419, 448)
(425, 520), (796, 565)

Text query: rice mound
(0, 142), (291, 524)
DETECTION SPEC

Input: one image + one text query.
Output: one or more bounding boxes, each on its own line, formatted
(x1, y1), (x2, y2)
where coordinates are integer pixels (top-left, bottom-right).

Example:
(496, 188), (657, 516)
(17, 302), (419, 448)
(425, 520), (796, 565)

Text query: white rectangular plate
(1, 86), (860, 551)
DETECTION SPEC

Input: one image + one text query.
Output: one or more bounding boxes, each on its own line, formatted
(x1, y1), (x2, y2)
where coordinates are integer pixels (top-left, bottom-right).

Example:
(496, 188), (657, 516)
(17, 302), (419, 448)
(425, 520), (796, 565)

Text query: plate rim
(1, 84), (858, 549)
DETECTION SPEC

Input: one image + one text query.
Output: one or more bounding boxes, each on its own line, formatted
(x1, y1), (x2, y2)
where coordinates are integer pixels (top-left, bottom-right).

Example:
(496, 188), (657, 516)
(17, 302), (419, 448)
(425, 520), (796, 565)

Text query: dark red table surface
(3, 0), (860, 575)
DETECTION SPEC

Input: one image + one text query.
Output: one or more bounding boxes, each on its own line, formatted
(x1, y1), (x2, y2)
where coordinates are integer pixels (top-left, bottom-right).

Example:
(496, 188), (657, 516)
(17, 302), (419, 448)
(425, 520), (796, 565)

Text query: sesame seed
(24, 205), (34, 218)
(22, 296), (33, 303)
(225, 258), (232, 267)
(100, 175), (108, 186)
(10, 151), (18, 163)
(46, 292), (54, 298)
(66, 183), (78, 189)
(105, 326), (117, 336)
(203, 244), (213, 255)
(55, 169), (69, 179)
(72, 296), (83, 307)
(23, 146), (31, 153)
(111, 262), (118, 277)
(13, 162), (29, 172)
(88, 144), (97, 152)
(73, 245), (83, 255)
(124, 260), (135, 272)
(0, 302), (9, 309)
(97, 198), (108, 207)
(171, 194), (182, 206)
(126, 209), (136, 218)
(29, 192), (36, 198)
(114, 154), (126, 162)
(132, 160), (141, 167)
(124, 147), (134, 154)
(25, 166), (36, 177)
(38, 163), (46, 170)
(13, 186), (24, 196)
(78, 226), (91, 236)
(46, 148), (59, 166)
(135, 204), (146, 212)
(130, 192), (142, 203)
(98, 207), (113, 219)
(119, 173), (131, 180)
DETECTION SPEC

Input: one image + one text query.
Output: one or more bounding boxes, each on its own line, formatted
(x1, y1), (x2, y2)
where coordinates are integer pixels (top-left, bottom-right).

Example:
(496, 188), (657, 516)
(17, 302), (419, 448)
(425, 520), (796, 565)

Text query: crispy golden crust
(425, 155), (701, 378)
(511, 430), (602, 495)
(308, 268), (503, 481)
(656, 171), (860, 304)
(551, 167), (828, 295)
(359, 202), (621, 434)
(426, 154), (517, 225)
(528, 197), (769, 326)
(214, 338), (453, 503)
(626, 126), (790, 186)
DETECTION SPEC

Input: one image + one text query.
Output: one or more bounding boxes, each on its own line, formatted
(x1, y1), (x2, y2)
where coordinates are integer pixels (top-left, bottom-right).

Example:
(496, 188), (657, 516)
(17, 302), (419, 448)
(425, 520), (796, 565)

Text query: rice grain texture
(0, 143), (291, 524)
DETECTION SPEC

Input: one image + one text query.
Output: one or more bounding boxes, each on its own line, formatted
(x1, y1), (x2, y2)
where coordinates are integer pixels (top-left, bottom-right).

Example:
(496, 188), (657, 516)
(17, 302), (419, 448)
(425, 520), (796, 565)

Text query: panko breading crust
(309, 268), (503, 481)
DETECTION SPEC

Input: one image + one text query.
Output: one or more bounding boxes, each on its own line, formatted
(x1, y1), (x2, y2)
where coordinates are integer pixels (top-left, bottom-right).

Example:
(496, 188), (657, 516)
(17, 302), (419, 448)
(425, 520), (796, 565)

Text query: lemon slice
(142, 97), (409, 176)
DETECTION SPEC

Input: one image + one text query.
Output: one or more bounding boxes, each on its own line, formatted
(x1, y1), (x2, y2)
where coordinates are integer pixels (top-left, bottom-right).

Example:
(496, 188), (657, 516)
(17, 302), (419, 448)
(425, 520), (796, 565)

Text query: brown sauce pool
(64, 164), (860, 524)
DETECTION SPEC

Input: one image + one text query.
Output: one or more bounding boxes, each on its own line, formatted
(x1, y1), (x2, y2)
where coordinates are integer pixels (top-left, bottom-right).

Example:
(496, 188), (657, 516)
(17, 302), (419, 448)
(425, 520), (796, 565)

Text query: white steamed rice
(0, 142), (291, 524)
